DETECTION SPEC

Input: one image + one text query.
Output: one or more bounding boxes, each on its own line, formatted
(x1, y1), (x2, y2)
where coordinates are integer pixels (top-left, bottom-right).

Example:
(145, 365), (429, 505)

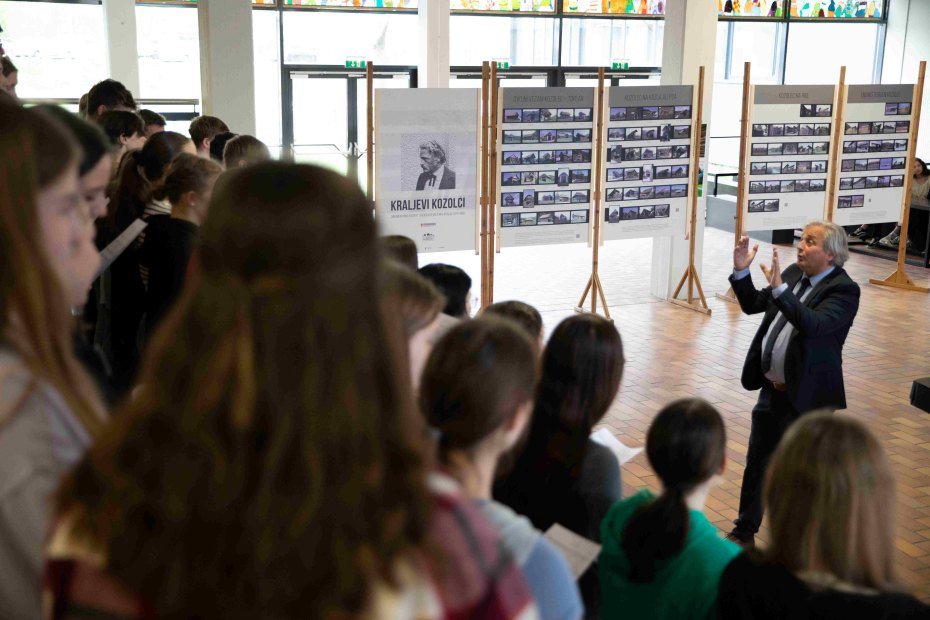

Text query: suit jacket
(729, 263), (860, 412)
(416, 167), (456, 190)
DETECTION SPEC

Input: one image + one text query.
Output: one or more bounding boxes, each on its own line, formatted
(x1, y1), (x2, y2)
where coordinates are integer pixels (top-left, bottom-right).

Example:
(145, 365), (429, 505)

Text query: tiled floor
(422, 225), (930, 599)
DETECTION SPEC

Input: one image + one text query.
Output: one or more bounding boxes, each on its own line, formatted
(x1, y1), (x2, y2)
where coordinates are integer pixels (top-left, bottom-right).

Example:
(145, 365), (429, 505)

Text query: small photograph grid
(752, 123), (831, 138)
(607, 164), (688, 183)
(605, 184), (688, 202)
(747, 199), (781, 213)
(748, 178), (826, 194)
(837, 195), (866, 209)
(884, 102), (913, 116)
(838, 175), (904, 190)
(607, 144), (690, 163)
(503, 129), (593, 145)
(605, 203), (672, 223)
(749, 160), (828, 176)
(609, 105), (692, 121)
(503, 107), (593, 124)
(843, 120), (910, 135)
(840, 157), (907, 173)
(501, 208), (590, 228)
(799, 104), (833, 118)
(608, 124), (691, 142)
(501, 149), (592, 165)
(842, 139), (908, 154)
(750, 142), (830, 157)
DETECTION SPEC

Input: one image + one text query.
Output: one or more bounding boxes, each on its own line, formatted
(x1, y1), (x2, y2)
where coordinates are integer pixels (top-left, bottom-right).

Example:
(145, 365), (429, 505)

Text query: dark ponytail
(620, 398), (725, 582)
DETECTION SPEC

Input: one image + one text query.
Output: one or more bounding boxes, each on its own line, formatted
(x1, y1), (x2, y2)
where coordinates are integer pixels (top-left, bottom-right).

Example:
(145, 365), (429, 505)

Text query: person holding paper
(727, 222), (860, 547)
(422, 318), (584, 620)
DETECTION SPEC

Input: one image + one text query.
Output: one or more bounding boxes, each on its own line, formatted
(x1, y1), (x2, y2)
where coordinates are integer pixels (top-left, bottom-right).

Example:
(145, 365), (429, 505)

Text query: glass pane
(285, 0), (417, 8)
(719, 0), (786, 17)
(449, 16), (558, 66)
(284, 11), (417, 65)
(253, 10), (282, 150)
(136, 5), (202, 100)
(791, 0), (882, 18)
(253, 0), (277, 5)
(452, 0), (555, 11)
(785, 23), (878, 83)
(291, 77), (349, 173)
(563, 0), (665, 15)
(561, 17), (663, 66)
(357, 75), (409, 191)
(0, 1), (108, 99)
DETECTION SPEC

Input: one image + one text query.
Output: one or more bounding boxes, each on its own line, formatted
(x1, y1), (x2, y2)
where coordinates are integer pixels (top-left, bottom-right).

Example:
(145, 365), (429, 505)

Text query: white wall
(883, 0), (930, 158)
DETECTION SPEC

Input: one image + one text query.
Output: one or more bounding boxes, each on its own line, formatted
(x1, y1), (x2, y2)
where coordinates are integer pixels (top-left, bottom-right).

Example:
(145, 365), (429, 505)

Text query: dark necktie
(428, 174), (436, 187)
(761, 276), (811, 373)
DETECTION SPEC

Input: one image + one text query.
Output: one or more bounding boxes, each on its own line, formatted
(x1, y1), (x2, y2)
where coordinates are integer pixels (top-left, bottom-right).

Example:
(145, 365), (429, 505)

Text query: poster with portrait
(833, 84), (913, 227)
(744, 85), (836, 232)
(375, 88), (480, 252)
(498, 87), (596, 248)
(602, 85), (693, 241)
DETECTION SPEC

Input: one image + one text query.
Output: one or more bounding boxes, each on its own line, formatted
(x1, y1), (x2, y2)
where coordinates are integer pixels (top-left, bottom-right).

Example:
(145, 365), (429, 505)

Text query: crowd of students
(1, 71), (929, 619)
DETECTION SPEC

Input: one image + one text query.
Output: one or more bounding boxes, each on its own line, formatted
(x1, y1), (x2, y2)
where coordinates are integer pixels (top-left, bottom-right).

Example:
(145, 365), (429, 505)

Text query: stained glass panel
(563, 0), (664, 14)
(284, 0), (418, 8)
(791, 0), (883, 19)
(718, 1), (786, 17)
(451, 1), (555, 11)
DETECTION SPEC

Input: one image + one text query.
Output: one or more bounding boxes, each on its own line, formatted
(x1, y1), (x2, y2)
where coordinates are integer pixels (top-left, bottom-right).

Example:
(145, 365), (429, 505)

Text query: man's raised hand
(734, 235), (759, 271)
(759, 247), (783, 288)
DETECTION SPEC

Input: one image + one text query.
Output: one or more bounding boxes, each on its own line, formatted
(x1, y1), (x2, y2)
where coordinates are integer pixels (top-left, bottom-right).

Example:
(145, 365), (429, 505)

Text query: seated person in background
(600, 398), (739, 620)
(495, 314), (624, 543)
(45, 163), (537, 620)
(86, 78), (136, 122)
(140, 153), (222, 337)
(718, 413), (930, 620)
(138, 109), (166, 138)
(849, 156), (930, 249)
(1, 55), (18, 101)
(378, 261), (445, 393)
(188, 114), (229, 158)
(418, 263), (472, 318)
(223, 134), (271, 169)
(482, 300), (543, 347)
(379, 234), (419, 270)
(209, 131), (237, 164)
(98, 110), (146, 168)
(421, 318), (584, 620)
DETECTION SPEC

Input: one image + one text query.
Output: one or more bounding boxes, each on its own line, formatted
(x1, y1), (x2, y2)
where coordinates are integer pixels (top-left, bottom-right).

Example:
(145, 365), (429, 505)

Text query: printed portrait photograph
(402, 137), (458, 191)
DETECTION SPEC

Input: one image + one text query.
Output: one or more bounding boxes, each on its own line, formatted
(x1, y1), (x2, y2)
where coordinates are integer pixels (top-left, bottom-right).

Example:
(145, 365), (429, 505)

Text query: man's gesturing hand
(734, 235), (759, 271)
(759, 248), (784, 288)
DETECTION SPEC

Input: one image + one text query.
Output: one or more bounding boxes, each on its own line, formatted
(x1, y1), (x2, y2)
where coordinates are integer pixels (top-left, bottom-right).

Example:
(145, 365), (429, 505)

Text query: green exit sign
(345, 59), (367, 69)
(496, 61), (510, 70)
(612, 61), (630, 70)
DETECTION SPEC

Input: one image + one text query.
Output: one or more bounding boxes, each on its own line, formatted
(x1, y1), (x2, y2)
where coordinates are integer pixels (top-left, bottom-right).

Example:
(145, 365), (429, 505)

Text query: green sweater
(599, 489), (740, 620)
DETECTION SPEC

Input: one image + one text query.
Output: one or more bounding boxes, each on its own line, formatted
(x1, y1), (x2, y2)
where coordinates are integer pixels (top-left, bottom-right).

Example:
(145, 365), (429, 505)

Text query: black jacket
(729, 263), (860, 412)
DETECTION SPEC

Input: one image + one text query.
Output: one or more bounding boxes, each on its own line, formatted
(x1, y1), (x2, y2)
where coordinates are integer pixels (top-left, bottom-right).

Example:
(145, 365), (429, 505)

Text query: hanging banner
(601, 85), (693, 241)
(375, 88), (480, 252)
(833, 84), (913, 226)
(744, 85), (836, 232)
(498, 87), (596, 247)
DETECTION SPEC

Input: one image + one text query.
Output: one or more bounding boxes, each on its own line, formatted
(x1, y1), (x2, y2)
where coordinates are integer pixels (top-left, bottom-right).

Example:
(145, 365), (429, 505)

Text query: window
(284, 0), (418, 8)
(784, 22), (880, 84)
(793, 0), (883, 19)
(563, 0), (665, 15)
(450, 15), (558, 66)
(0, 1), (108, 99)
(283, 10), (417, 65)
(136, 5), (202, 100)
(561, 17), (662, 66)
(253, 9), (282, 151)
(451, 0), (554, 11)
(719, 1), (785, 17)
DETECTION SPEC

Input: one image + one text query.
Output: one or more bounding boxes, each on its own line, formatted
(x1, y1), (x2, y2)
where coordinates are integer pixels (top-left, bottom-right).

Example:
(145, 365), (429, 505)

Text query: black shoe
(726, 529), (755, 548)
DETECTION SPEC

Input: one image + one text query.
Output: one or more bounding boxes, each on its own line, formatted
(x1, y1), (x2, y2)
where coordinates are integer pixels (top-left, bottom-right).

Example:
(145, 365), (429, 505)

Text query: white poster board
(745, 85), (836, 232)
(602, 85), (692, 241)
(498, 88), (596, 247)
(375, 89), (480, 252)
(833, 84), (913, 226)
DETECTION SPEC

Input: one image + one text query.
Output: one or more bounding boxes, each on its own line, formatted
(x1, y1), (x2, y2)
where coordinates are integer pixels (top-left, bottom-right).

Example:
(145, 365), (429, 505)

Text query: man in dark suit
(728, 221), (860, 546)
(415, 141), (456, 190)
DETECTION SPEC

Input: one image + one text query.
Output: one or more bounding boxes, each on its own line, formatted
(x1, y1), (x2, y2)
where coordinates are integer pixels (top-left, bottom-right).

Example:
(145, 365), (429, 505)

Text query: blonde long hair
(0, 102), (106, 435)
(765, 412), (897, 591)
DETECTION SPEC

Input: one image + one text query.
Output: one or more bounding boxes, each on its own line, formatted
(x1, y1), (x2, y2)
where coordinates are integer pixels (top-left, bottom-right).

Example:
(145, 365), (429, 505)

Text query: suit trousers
(734, 383), (802, 536)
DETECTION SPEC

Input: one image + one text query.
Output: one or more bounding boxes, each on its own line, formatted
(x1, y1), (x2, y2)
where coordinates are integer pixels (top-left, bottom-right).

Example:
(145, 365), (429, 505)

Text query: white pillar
(198, 0), (257, 134)
(419, 0), (450, 88)
(651, 0), (719, 299)
(102, 0), (140, 96)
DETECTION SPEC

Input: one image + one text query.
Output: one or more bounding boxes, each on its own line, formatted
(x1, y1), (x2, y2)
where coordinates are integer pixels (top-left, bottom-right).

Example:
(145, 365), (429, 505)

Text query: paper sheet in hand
(591, 428), (643, 465)
(95, 218), (147, 278)
(544, 524), (601, 579)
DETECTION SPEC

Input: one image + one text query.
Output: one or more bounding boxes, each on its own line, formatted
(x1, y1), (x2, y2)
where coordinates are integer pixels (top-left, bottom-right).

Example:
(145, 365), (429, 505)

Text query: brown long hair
(764, 412), (898, 591)
(0, 102), (106, 435)
(58, 163), (432, 618)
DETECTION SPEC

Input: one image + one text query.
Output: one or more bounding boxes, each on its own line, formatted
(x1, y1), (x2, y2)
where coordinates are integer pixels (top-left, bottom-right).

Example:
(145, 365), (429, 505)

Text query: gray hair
(806, 220), (849, 267)
(419, 140), (446, 164)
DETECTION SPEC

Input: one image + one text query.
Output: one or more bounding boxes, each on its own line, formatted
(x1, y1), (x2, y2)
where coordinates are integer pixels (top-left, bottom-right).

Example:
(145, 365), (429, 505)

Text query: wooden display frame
(824, 66), (847, 222)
